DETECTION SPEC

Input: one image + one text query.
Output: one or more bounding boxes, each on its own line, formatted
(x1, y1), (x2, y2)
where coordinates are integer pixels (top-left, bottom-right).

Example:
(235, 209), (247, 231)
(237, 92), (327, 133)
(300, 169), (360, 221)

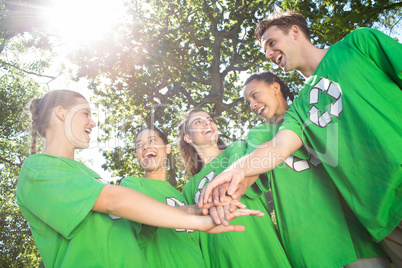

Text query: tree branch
(221, 63), (253, 78)
(363, 2), (402, 24)
(176, 84), (196, 106)
(0, 60), (59, 80)
(0, 156), (22, 168)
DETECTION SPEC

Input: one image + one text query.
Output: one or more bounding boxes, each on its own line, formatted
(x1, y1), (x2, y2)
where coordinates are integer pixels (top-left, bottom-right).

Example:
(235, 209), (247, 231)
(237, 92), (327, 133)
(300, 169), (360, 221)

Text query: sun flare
(42, 0), (126, 46)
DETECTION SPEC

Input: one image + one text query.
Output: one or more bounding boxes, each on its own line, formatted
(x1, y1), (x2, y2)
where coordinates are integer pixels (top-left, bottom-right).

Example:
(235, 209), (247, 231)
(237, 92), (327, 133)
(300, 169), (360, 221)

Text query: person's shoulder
(22, 154), (75, 171)
(251, 123), (268, 131)
(220, 140), (246, 157)
(120, 176), (145, 188)
(344, 27), (385, 41)
(226, 140), (246, 149)
(248, 123), (277, 133)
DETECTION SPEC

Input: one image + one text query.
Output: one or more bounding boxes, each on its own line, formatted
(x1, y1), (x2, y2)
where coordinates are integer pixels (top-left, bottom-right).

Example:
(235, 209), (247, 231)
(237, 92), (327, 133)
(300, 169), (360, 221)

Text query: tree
(0, 54), (45, 266)
(70, 0), (402, 183)
(1, 0), (401, 265)
(1, 1), (55, 264)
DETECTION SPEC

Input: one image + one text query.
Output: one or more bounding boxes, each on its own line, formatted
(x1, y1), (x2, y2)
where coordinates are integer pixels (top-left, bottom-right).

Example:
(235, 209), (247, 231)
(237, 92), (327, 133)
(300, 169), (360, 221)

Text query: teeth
(85, 129), (91, 134)
(257, 106), (265, 115)
(276, 54), (281, 65)
(145, 152), (157, 158)
(204, 129), (213, 134)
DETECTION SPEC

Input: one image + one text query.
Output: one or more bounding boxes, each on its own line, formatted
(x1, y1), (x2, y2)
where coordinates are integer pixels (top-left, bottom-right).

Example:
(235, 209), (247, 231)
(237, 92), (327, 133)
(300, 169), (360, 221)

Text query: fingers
(218, 182), (229, 203)
(219, 196), (245, 211)
(217, 206), (228, 226)
(212, 186), (220, 205)
(227, 172), (243, 196)
(204, 208), (264, 234)
(209, 205), (230, 226)
(199, 171), (234, 206)
(230, 209), (264, 220)
(231, 182), (247, 200)
(209, 207), (221, 225)
(229, 203), (237, 213)
(224, 205), (231, 222)
(201, 208), (209, 216)
(207, 224), (246, 234)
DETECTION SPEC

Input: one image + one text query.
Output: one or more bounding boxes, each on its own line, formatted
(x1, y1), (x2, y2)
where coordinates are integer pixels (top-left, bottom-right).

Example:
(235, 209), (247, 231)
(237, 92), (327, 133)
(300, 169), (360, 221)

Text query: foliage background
(1, 0), (401, 265)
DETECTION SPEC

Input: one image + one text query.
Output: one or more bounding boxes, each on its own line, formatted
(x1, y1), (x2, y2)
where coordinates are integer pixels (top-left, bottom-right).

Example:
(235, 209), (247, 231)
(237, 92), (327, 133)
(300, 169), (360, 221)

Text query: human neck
(42, 125), (76, 159)
(272, 100), (290, 125)
(297, 45), (328, 78)
(194, 144), (223, 165)
(144, 166), (167, 181)
(43, 141), (75, 160)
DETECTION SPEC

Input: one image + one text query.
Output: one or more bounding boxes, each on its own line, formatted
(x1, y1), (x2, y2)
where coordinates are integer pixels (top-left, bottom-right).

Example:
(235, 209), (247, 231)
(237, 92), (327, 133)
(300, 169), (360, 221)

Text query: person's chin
(144, 165), (158, 172)
(72, 139), (90, 149)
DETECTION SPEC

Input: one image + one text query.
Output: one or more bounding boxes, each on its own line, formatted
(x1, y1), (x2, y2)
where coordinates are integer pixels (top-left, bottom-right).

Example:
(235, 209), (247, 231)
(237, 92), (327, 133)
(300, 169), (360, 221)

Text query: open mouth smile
(273, 52), (283, 67)
(203, 129), (214, 135)
(144, 151), (157, 159)
(256, 106), (266, 115)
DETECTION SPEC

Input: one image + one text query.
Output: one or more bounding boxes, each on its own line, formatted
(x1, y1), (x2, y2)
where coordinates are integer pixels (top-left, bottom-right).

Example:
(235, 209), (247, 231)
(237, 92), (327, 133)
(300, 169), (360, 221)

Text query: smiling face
(243, 79), (285, 122)
(64, 98), (96, 149)
(184, 111), (219, 147)
(135, 129), (171, 172)
(260, 25), (300, 72)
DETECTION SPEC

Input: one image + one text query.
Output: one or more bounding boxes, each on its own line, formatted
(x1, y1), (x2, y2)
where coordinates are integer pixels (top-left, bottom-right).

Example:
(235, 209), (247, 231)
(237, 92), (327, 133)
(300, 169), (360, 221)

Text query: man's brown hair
(255, 10), (310, 46)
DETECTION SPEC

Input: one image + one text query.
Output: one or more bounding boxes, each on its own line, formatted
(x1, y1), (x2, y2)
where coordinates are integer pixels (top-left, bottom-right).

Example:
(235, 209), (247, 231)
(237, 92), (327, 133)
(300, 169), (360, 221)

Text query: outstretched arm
(199, 129), (302, 206)
(176, 198), (246, 217)
(92, 184), (263, 234)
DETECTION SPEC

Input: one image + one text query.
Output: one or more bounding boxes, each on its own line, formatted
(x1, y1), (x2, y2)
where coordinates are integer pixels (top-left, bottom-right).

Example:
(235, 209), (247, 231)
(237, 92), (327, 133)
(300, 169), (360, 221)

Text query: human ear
(55, 106), (66, 122)
(291, 25), (299, 39)
(165, 144), (172, 154)
(183, 134), (192, 144)
(273, 82), (281, 95)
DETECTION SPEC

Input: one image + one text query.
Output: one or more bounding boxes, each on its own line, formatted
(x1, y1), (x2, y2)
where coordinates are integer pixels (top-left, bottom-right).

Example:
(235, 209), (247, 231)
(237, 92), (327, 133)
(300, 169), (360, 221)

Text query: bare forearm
(199, 130), (303, 204)
(229, 129), (301, 176)
(176, 204), (202, 215)
(93, 185), (207, 230)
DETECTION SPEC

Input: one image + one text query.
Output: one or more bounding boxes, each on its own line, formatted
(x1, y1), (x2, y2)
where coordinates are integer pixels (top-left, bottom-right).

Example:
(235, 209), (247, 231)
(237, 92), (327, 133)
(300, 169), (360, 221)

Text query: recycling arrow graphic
(308, 78), (343, 127)
(195, 170), (215, 203)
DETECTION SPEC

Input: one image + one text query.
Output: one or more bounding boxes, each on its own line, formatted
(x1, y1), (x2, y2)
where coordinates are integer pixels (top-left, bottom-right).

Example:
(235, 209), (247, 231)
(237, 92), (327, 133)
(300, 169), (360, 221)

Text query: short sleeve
(18, 161), (105, 239)
(120, 176), (157, 245)
(120, 176), (147, 195)
(349, 28), (402, 87)
(227, 141), (247, 165)
(279, 104), (310, 160)
(246, 126), (274, 155)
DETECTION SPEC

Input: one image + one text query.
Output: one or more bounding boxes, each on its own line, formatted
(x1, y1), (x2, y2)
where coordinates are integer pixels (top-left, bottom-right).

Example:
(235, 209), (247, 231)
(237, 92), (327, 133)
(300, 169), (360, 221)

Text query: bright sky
(42, 0), (127, 48)
(32, 0), (129, 181)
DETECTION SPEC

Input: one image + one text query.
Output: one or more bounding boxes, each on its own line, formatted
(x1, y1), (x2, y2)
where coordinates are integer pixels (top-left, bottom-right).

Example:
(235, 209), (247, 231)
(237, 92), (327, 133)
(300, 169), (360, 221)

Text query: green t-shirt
(280, 28), (402, 242)
(182, 141), (291, 268)
(120, 176), (205, 268)
(16, 154), (146, 268)
(247, 123), (386, 268)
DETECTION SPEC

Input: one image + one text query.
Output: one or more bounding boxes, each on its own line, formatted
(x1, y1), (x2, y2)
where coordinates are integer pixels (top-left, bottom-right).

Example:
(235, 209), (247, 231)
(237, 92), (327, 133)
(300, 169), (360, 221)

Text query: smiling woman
(42, 0), (126, 46)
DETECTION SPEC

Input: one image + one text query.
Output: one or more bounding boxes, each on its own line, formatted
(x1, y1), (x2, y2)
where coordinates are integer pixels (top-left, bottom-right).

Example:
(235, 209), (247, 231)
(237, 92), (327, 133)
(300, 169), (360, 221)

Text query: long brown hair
(28, 90), (86, 155)
(177, 108), (226, 176)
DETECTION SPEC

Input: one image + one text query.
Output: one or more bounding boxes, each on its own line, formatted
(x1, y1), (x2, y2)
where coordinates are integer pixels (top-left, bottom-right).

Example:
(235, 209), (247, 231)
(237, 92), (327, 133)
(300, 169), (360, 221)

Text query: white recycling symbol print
(194, 170), (215, 204)
(308, 78), (343, 127)
(284, 155), (310, 172)
(166, 197), (194, 233)
(284, 153), (322, 172)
